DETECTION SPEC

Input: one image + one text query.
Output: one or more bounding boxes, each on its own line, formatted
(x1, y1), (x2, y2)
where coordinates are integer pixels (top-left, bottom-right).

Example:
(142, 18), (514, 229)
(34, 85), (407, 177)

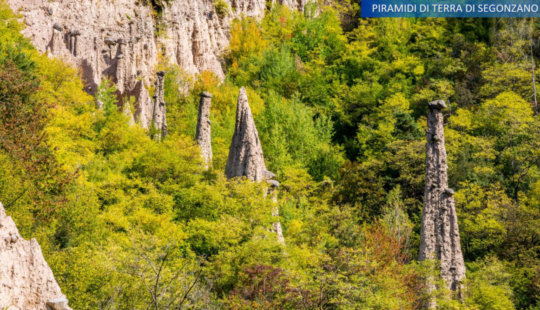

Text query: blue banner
(362, 0), (540, 17)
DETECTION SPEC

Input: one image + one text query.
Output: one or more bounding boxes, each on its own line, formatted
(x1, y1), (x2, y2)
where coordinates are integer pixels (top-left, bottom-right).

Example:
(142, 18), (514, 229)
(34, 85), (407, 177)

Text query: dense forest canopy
(1, 0), (540, 308)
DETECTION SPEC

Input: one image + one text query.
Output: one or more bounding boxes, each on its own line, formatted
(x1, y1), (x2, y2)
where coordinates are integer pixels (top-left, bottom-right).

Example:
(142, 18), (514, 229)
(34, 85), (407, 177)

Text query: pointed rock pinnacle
(225, 87), (267, 181)
(225, 87), (285, 245)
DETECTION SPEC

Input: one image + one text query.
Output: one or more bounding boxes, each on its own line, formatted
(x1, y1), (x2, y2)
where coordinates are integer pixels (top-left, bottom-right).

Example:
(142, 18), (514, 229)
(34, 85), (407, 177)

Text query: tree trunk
(531, 39), (538, 115)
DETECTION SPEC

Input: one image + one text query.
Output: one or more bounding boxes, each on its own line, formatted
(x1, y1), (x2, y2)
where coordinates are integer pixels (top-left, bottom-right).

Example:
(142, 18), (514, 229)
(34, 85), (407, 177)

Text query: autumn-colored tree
(0, 55), (71, 218)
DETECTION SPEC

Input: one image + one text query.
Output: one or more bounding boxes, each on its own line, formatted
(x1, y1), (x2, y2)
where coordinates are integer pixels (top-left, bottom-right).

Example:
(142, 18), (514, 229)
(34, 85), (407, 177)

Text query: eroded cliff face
(8, 0), (266, 128)
(0, 203), (70, 310)
(276, 0), (309, 11)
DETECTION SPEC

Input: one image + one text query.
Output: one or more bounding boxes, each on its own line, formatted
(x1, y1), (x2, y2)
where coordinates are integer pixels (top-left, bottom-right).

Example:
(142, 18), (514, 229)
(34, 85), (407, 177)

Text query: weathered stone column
(117, 38), (127, 55)
(162, 105), (168, 140)
(266, 177), (285, 245)
(104, 36), (117, 59)
(152, 71), (167, 140)
(419, 99), (465, 295)
(116, 39), (127, 93)
(69, 29), (81, 56)
(226, 87), (285, 244)
(51, 23), (64, 56)
(196, 92), (213, 166)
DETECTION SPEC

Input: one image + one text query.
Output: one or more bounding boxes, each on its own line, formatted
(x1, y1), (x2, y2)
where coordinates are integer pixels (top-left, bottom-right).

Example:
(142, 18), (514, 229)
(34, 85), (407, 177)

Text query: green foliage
(292, 6), (347, 64)
(2, 0), (540, 309)
(256, 91), (343, 180)
(96, 78), (119, 119)
(455, 183), (510, 260)
(213, 0), (229, 16)
(357, 93), (422, 159)
(464, 257), (516, 310)
(0, 50), (70, 225)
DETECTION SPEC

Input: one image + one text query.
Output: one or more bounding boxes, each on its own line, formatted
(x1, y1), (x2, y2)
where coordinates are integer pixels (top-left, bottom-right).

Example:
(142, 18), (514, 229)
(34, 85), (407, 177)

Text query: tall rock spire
(419, 99), (465, 293)
(152, 71), (167, 140)
(115, 39), (126, 94)
(226, 87), (284, 244)
(196, 92), (213, 165)
(225, 87), (266, 181)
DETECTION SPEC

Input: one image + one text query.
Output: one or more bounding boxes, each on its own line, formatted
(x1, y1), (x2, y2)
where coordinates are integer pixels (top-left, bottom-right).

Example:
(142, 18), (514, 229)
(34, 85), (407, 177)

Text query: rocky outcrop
(123, 98), (136, 126)
(152, 70), (167, 140)
(226, 87), (266, 181)
(419, 100), (465, 293)
(226, 87), (284, 244)
(47, 298), (70, 310)
(276, 0), (310, 11)
(266, 176), (285, 245)
(0, 202), (70, 310)
(196, 92), (213, 165)
(8, 0), (266, 128)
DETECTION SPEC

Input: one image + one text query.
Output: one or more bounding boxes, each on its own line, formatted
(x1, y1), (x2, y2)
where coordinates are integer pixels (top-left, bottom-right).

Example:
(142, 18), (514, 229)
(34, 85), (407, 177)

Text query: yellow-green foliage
(213, 0), (229, 16)
(464, 257), (516, 310)
(357, 93), (418, 158)
(455, 183), (510, 258)
(1, 1), (539, 309)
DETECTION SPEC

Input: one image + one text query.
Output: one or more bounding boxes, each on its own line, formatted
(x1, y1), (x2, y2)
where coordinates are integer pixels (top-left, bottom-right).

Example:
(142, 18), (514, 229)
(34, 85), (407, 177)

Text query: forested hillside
(1, 0), (539, 308)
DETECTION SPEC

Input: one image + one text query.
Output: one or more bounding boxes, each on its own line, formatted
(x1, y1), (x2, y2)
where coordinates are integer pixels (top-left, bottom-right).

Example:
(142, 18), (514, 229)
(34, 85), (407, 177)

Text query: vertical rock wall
(419, 100), (465, 293)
